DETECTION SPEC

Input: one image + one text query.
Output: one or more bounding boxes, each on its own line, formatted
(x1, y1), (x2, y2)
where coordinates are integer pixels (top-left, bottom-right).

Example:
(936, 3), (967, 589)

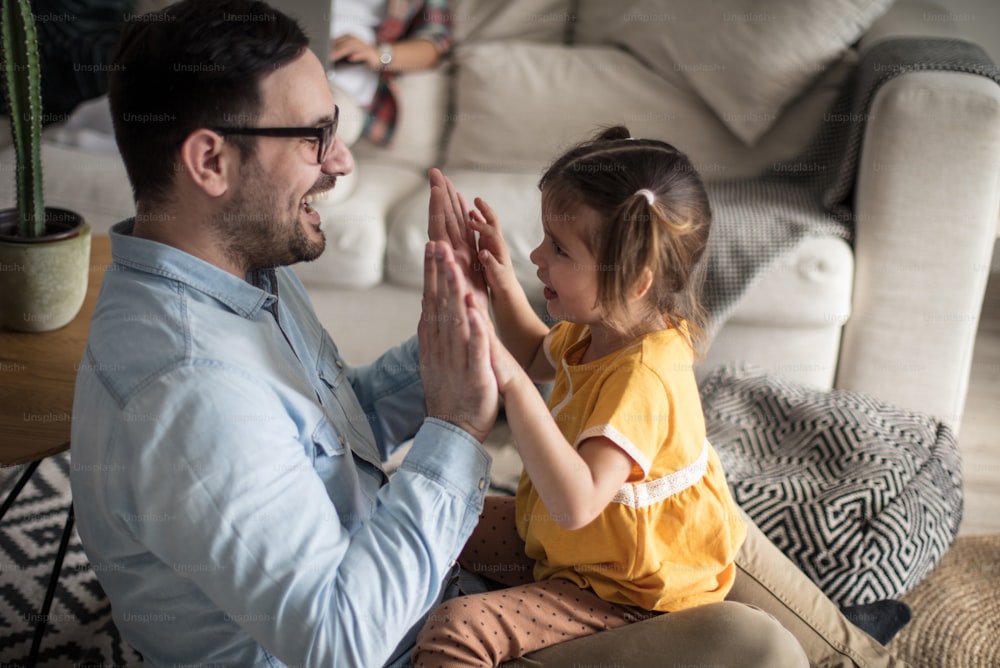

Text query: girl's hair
(539, 125), (712, 356)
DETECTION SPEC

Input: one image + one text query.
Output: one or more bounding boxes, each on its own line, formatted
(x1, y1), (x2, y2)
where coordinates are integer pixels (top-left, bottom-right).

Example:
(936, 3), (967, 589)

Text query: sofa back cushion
(573, 0), (893, 145)
(352, 0), (574, 170)
(348, 68), (451, 168)
(443, 41), (855, 181)
(452, 0), (572, 44)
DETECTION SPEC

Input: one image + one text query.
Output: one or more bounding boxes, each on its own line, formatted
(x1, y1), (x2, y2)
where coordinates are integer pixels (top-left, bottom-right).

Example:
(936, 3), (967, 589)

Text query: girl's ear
(631, 267), (654, 302)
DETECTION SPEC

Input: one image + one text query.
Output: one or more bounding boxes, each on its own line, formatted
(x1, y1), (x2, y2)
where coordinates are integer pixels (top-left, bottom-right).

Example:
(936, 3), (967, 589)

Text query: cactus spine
(1, 0), (45, 237)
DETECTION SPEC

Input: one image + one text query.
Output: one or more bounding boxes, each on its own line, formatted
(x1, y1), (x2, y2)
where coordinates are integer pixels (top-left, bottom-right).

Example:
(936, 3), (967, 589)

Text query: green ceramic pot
(0, 208), (91, 332)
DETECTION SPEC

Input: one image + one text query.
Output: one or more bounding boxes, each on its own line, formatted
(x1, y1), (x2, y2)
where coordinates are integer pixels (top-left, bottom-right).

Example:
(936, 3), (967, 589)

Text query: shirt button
(335, 359), (343, 368)
(478, 478), (486, 490)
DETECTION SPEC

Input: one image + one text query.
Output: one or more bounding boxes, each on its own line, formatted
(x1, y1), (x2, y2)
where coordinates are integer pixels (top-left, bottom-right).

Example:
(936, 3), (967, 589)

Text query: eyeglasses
(213, 105), (339, 164)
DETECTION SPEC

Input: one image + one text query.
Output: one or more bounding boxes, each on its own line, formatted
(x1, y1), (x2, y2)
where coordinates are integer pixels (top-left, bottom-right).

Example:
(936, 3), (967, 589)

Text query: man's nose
(323, 135), (354, 176)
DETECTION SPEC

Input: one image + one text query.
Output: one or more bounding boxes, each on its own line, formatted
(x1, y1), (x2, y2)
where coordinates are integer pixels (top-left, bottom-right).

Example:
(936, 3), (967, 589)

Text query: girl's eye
(551, 239), (567, 257)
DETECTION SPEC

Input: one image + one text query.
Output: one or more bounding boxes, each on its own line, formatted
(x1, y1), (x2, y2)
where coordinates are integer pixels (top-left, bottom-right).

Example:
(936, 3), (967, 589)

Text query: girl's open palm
(469, 197), (519, 297)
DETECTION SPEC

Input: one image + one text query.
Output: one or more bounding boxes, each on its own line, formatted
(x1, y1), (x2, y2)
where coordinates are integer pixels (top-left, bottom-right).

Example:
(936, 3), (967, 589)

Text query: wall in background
(910, 0), (1000, 265)
(902, 0), (1000, 65)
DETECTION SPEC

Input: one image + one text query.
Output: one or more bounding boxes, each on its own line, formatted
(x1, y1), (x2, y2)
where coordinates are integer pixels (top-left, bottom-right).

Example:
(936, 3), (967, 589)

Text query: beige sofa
(306, 0), (1000, 433)
(8, 0), (994, 433)
(1, 1), (996, 433)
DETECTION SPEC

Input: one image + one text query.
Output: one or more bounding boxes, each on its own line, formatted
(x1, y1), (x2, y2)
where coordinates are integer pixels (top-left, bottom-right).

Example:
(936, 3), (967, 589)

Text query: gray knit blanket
(701, 38), (1000, 335)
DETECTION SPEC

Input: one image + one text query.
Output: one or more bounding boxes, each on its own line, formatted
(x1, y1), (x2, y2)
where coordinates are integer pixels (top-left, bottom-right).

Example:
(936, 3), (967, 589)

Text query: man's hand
(418, 240), (498, 443)
(427, 168), (489, 314)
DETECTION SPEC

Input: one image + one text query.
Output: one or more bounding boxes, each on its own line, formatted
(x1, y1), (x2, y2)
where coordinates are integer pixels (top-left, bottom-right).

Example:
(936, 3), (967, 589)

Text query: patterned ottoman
(699, 364), (964, 606)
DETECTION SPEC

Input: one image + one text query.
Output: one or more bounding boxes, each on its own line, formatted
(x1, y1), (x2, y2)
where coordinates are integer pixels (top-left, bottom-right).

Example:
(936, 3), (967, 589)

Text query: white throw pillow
(573, 0), (893, 145)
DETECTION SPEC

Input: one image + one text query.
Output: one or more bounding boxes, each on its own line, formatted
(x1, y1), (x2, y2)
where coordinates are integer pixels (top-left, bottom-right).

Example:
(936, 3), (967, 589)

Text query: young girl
(411, 126), (747, 667)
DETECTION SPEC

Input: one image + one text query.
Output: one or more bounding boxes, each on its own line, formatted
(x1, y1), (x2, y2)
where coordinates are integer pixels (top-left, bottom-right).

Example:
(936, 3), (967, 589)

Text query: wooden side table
(0, 234), (111, 667)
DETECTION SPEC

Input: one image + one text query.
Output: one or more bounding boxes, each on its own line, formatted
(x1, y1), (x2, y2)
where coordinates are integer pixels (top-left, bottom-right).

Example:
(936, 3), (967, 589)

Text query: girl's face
(529, 200), (603, 325)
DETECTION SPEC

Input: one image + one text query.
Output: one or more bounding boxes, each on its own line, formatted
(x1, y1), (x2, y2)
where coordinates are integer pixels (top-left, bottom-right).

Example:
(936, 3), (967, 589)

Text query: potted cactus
(0, 0), (90, 332)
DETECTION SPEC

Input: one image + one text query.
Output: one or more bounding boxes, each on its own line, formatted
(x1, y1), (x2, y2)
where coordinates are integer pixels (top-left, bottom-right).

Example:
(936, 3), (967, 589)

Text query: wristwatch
(377, 43), (394, 69)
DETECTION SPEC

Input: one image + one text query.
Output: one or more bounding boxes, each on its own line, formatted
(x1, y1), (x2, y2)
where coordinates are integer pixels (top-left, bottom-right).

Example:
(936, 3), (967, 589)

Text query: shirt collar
(109, 219), (278, 319)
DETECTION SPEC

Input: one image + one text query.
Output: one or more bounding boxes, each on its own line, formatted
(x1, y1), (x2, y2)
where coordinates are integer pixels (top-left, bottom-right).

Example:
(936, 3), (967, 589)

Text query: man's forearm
(349, 336), (426, 456)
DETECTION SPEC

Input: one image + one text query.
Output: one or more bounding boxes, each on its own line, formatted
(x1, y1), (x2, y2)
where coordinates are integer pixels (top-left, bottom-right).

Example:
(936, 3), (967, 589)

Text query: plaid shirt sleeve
(364, 0), (453, 145)
(405, 0), (453, 55)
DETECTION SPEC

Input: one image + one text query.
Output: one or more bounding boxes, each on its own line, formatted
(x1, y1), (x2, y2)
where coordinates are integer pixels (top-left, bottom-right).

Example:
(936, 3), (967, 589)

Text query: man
(71, 1), (496, 665)
(71, 2), (903, 667)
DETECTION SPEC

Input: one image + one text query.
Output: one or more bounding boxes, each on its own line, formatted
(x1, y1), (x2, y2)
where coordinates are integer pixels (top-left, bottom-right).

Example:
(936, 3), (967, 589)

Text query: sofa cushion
(695, 235), (854, 390)
(452, 0), (571, 44)
(349, 68), (450, 169)
(295, 162), (425, 289)
(719, 236), (853, 329)
(699, 364), (964, 606)
(573, 0), (893, 145)
(443, 41), (855, 180)
(385, 170), (544, 291)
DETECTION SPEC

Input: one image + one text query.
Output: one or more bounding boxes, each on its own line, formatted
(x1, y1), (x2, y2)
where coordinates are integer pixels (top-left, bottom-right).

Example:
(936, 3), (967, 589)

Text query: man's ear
(177, 129), (233, 198)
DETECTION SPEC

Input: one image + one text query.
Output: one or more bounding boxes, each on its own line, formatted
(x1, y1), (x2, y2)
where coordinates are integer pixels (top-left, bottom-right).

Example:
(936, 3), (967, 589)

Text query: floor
(956, 266), (1000, 535)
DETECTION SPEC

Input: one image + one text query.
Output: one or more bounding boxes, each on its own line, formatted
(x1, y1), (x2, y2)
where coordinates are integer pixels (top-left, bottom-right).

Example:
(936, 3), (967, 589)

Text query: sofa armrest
(836, 67), (1000, 428)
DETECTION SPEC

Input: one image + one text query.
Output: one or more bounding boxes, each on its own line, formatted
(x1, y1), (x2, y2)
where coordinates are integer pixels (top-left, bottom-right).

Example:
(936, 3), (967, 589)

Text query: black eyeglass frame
(212, 105), (339, 164)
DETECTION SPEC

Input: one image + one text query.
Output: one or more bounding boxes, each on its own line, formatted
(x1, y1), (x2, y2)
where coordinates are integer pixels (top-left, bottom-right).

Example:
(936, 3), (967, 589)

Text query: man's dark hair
(108, 0), (309, 205)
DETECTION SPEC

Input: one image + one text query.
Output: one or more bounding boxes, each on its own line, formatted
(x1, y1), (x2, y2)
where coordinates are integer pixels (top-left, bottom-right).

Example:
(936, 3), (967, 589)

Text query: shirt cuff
(402, 418), (492, 506)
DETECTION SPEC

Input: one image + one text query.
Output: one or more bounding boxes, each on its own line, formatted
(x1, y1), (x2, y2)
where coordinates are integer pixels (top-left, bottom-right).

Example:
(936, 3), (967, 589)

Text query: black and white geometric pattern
(0, 453), (142, 667)
(700, 364), (964, 607)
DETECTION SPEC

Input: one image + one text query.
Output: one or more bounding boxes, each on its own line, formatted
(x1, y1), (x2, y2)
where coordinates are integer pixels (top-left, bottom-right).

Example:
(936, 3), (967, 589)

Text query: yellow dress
(515, 321), (747, 612)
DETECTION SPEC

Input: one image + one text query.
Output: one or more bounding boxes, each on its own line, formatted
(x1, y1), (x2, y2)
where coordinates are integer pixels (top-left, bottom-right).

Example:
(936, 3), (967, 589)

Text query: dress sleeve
(575, 363), (673, 480)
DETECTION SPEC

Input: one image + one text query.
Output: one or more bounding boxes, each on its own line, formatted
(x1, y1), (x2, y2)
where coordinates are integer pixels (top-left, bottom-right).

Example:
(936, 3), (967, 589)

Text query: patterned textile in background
(28, 0), (129, 118)
(700, 364), (964, 607)
(0, 452), (141, 667)
(700, 37), (1000, 337)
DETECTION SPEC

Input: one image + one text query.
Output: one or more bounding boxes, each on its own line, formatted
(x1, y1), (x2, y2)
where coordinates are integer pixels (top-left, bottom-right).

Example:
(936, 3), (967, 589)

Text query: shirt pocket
(315, 334), (382, 467)
(311, 416), (371, 532)
(315, 332), (347, 390)
(311, 416), (346, 459)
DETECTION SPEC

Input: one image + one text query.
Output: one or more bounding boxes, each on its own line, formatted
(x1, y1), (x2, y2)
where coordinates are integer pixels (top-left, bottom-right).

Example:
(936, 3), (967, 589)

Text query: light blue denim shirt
(71, 220), (491, 667)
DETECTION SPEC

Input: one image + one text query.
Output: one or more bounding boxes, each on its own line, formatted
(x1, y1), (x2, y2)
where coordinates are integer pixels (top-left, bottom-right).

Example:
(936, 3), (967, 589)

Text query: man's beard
(215, 157), (334, 272)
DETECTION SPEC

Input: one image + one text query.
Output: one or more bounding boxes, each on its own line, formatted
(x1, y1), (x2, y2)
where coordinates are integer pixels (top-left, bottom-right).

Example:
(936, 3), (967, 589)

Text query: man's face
(216, 49), (353, 271)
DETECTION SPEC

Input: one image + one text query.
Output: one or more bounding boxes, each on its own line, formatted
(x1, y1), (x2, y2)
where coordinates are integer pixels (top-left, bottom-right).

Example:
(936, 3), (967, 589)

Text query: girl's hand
(466, 293), (527, 395)
(469, 197), (519, 298)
